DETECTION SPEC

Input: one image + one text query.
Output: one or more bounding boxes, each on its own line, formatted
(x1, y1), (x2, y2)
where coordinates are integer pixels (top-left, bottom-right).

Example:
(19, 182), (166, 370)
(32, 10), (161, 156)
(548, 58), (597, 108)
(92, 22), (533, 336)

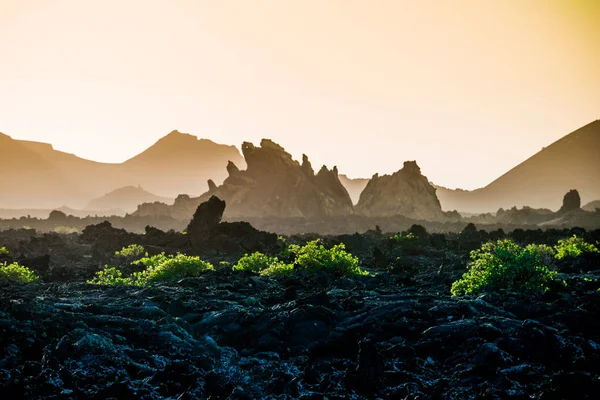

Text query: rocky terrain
(355, 161), (445, 220)
(135, 139), (354, 221)
(1, 198), (600, 398)
(2, 189), (600, 236)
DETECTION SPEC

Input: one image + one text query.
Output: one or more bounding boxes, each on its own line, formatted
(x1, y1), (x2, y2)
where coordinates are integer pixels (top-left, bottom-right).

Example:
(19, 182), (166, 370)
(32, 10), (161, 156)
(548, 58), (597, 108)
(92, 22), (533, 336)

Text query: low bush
(554, 235), (599, 260)
(451, 240), (560, 296)
(87, 267), (133, 286)
(290, 240), (368, 277)
(88, 253), (214, 287)
(231, 240), (366, 277)
(132, 253), (214, 286)
(0, 262), (40, 284)
(115, 244), (147, 260)
(259, 260), (295, 277)
(0, 247), (9, 256)
(233, 252), (280, 273)
(389, 232), (416, 244)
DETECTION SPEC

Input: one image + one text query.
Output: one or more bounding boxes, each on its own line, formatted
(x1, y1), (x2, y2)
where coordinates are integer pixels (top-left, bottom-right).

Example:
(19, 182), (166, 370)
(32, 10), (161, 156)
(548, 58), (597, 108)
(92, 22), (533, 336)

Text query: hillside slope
(0, 133), (86, 208)
(1, 130), (244, 209)
(85, 186), (173, 213)
(437, 120), (600, 212)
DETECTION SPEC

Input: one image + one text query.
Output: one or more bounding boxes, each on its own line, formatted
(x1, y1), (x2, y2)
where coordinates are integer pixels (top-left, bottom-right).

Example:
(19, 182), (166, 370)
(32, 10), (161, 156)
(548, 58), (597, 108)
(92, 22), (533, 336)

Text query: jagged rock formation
(355, 161), (444, 220)
(186, 196), (226, 235)
(189, 139), (354, 219)
(558, 189), (581, 214)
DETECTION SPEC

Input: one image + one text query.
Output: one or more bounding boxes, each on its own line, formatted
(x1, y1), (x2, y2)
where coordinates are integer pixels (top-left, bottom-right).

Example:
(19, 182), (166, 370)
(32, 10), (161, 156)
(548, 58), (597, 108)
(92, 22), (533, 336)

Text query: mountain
(437, 120), (600, 212)
(0, 133), (87, 209)
(135, 139), (354, 220)
(0, 130), (244, 209)
(121, 130), (245, 197)
(85, 186), (173, 213)
(355, 161), (444, 220)
(339, 174), (369, 205)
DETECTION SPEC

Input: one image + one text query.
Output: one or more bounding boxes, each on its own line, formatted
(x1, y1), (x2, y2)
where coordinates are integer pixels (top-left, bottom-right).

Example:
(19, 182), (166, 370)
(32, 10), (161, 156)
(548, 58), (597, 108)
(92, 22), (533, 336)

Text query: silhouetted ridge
(437, 120), (600, 212)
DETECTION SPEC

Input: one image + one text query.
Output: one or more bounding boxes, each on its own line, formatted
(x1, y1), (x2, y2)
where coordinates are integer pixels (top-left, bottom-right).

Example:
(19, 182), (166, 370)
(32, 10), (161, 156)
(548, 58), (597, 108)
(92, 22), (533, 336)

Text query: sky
(0, 0), (598, 190)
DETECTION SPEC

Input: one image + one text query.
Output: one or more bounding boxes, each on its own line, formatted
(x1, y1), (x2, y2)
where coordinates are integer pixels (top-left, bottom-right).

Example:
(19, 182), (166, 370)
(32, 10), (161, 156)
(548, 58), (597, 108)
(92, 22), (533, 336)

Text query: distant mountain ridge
(436, 120), (600, 212)
(0, 130), (244, 209)
(86, 186), (173, 213)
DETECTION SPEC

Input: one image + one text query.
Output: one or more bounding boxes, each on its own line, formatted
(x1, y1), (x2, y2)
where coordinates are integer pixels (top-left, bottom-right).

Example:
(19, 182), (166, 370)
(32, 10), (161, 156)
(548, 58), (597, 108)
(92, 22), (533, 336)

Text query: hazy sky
(1, 0), (598, 190)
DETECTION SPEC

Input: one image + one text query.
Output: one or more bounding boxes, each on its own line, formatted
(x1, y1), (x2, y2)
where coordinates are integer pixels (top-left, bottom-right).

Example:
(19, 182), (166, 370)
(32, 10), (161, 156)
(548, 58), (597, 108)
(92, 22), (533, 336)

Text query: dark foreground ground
(1, 224), (600, 399)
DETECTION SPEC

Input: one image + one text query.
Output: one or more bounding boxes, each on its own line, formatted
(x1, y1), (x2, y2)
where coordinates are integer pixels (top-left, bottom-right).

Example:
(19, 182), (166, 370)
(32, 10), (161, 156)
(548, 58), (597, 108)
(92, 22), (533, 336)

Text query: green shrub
(259, 261), (294, 277)
(132, 253), (214, 286)
(0, 247), (9, 256)
(554, 235), (599, 260)
(291, 240), (368, 277)
(115, 244), (147, 259)
(87, 267), (133, 286)
(53, 226), (78, 234)
(233, 252), (280, 273)
(390, 232), (416, 243)
(0, 262), (40, 283)
(451, 240), (560, 296)
(88, 253), (214, 287)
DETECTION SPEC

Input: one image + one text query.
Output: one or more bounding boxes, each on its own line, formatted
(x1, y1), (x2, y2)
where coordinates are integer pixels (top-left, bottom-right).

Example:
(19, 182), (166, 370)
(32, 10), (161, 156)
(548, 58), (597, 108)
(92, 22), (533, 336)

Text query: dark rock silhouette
(558, 189), (581, 214)
(164, 139), (354, 219)
(186, 196), (226, 235)
(355, 161), (444, 220)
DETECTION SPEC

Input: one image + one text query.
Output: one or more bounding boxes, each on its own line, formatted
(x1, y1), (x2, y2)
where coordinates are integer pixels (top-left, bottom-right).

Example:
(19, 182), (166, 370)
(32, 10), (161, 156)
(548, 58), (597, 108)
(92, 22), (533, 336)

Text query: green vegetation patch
(115, 244), (147, 260)
(451, 240), (560, 296)
(132, 253), (215, 285)
(233, 252), (280, 273)
(0, 247), (9, 256)
(88, 253), (214, 287)
(554, 235), (599, 260)
(87, 267), (133, 286)
(231, 240), (367, 278)
(0, 262), (40, 284)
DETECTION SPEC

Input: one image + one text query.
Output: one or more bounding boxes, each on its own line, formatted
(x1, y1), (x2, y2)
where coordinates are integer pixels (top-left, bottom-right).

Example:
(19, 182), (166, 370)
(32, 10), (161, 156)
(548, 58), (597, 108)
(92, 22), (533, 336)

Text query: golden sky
(1, 0), (598, 189)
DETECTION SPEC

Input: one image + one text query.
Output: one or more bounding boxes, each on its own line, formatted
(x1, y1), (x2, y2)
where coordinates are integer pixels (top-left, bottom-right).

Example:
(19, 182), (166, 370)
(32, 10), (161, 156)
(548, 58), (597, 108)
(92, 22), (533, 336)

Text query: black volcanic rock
(171, 139), (354, 219)
(558, 189), (581, 214)
(355, 161), (444, 220)
(186, 196), (226, 235)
